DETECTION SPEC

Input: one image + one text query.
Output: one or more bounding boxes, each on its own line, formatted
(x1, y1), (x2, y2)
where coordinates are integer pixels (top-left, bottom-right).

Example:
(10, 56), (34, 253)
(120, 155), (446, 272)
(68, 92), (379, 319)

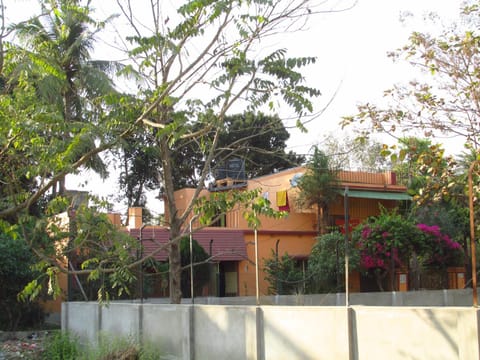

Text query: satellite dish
(290, 173), (303, 187)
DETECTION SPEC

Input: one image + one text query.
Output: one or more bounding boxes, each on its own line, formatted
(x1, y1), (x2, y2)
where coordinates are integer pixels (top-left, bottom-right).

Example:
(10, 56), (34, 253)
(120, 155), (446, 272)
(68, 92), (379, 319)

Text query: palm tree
(13, 0), (119, 195)
(297, 146), (339, 235)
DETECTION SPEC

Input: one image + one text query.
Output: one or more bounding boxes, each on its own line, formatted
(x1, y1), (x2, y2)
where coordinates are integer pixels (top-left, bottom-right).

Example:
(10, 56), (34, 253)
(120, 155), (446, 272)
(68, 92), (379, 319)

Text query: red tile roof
(128, 227), (247, 262)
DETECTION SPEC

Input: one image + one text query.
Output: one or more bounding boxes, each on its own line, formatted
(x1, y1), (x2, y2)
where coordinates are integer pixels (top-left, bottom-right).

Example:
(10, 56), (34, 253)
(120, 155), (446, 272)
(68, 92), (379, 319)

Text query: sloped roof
(128, 227), (247, 262)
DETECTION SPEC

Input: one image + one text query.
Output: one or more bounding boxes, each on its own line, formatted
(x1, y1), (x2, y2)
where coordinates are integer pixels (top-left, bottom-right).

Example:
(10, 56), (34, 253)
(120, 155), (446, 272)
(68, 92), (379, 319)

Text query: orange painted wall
(169, 167), (405, 231)
(238, 231), (317, 296)
(40, 273), (67, 314)
(158, 167), (409, 296)
(219, 167), (402, 231)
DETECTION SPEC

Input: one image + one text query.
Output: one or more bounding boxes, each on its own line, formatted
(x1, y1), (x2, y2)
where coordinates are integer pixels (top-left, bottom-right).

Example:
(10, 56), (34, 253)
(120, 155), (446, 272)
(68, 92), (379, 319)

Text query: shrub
(353, 209), (422, 291)
(308, 231), (360, 293)
(42, 332), (163, 360)
(416, 223), (464, 268)
(264, 250), (305, 295)
(41, 332), (80, 360)
(0, 233), (45, 331)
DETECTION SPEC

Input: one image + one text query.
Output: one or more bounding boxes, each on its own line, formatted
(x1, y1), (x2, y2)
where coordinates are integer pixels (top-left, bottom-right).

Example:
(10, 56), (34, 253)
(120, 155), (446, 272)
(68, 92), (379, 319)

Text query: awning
(128, 227), (247, 262)
(344, 190), (412, 201)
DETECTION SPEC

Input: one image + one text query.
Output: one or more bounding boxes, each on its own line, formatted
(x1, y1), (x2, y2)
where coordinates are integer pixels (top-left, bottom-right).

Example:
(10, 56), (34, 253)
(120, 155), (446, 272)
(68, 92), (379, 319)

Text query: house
(39, 169), (408, 321)
(126, 166), (411, 298)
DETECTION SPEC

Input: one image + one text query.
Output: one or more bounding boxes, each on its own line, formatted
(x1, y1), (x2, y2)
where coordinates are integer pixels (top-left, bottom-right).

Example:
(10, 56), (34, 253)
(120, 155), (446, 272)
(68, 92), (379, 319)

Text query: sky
(5, 0), (464, 214)
(280, 0), (461, 155)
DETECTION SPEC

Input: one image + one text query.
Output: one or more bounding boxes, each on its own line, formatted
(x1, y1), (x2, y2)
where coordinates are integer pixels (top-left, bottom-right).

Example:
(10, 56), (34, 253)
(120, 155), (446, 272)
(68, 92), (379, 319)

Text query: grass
(41, 331), (163, 360)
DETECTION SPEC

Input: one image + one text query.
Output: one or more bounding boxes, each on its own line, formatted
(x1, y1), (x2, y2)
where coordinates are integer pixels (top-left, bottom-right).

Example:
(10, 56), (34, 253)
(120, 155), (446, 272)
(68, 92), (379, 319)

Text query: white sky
(281, 0), (462, 155)
(5, 0), (463, 214)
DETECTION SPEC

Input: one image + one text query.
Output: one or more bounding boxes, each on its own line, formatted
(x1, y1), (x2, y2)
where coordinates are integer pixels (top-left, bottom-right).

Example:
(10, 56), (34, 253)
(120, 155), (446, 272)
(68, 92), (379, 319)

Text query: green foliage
(263, 250), (305, 295)
(194, 188), (286, 229)
(385, 138), (456, 206)
(180, 236), (210, 297)
(0, 232), (45, 331)
(413, 202), (468, 244)
(321, 135), (391, 172)
(42, 331), (163, 360)
(70, 206), (140, 302)
(297, 146), (339, 234)
(0, 0), (129, 222)
(129, 111), (304, 194)
(308, 231), (360, 293)
(416, 223), (464, 268)
(353, 209), (422, 291)
(42, 332), (80, 360)
(215, 112), (305, 177)
(341, 3), (480, 210)
(4, 0), (321, 305)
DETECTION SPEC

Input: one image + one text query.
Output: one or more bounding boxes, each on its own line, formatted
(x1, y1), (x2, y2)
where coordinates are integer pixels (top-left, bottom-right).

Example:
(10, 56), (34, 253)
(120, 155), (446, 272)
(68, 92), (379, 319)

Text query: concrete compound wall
(62, 301), (480, 360)
(133, 288), (476, 307)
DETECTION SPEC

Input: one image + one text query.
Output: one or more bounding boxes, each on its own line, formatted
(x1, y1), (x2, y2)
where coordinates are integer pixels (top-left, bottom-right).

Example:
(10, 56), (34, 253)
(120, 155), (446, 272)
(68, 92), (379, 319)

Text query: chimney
(128, 207), (143, 229)
(107, 213), (122, 227)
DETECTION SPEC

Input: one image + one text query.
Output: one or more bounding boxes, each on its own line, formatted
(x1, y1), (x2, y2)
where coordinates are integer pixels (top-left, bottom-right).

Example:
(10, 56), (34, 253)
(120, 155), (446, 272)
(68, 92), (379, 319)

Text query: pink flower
(361, 254), (375, 269)
(362, 227), (372, 239)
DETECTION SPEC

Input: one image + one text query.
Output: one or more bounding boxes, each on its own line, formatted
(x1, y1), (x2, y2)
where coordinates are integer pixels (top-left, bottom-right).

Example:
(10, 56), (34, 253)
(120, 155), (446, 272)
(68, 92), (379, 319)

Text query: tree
(0, 0), (131, 221)
(117, 130), (162, 209)
(263, 250), (305, 295)
(296, 146), (339, 234)
(340, 2), (480, 216)
(0, 1), (143, 303)
(13, 0), (121, 195)
(118, 111), (305, 199)
(180, 236), (210, 298)
(321, 134), (390, 171)
(0, 228), (45, 331)
(342, 2), (480, 149)
(214, 112), (305, 179)
(1, 0), (351, 305)
(307, 231), (360, 293)
(171, 111), (305, 189)
(114, 0), (329, 303)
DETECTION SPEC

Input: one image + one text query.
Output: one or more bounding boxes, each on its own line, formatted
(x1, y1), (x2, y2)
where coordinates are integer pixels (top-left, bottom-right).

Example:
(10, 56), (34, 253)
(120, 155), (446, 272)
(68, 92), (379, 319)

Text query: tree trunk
(318, 205), (328, 235)
(316, 205), (321, 234)
(169, 239), (182, 304)
(159, 129), (185, 304)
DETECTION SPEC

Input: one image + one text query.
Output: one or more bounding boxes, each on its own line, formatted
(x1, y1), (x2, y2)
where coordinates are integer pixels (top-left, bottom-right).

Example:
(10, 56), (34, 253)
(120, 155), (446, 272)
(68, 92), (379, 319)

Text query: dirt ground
(0, 331), (49, 359)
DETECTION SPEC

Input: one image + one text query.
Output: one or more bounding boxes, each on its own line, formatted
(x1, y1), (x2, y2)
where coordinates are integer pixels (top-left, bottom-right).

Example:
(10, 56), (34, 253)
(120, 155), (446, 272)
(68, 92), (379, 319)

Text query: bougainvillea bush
(355, 212), (422, 269)
(353, 209), (422, 291)
(353, 210), (423, 291)
(353, 208), (465, 291)
(416, 223), (463, 268)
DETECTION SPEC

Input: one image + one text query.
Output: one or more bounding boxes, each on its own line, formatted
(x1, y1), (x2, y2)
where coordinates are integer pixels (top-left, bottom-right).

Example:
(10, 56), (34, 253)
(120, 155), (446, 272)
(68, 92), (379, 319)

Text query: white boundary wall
(130, 288), (476, 307)
(62, 302), (480, 360)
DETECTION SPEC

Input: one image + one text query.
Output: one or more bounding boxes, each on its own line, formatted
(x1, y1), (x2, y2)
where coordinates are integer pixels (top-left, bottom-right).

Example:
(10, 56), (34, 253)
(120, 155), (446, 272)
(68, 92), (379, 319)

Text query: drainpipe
(254, 210), (259, 306)
(209, 239), (214, 296)
(189, 215), (199, 304)
(139, 224), (146, 303)
(468, 161), (478, 307)
(344, 186), (352, 360)
(275, 240), (280, 294)
(344, 187), (349, 305)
